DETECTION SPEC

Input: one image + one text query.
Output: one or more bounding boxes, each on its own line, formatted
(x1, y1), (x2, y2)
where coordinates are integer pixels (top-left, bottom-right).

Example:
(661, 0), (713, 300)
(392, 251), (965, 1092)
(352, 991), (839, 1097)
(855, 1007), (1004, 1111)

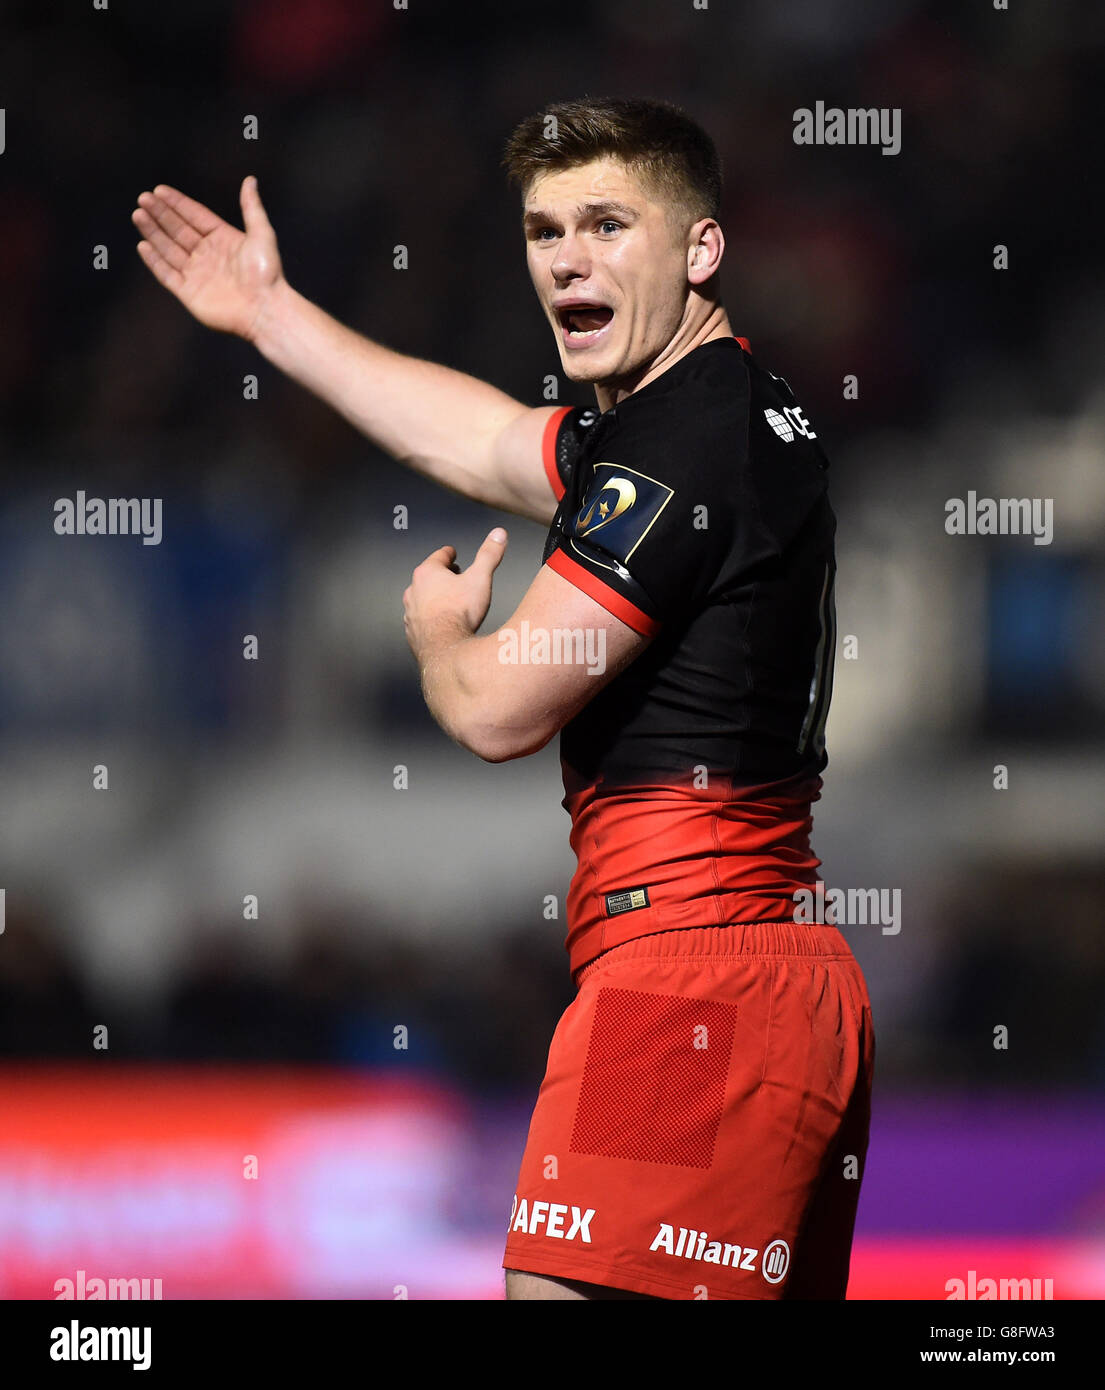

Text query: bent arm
(419, 563), (651, 762)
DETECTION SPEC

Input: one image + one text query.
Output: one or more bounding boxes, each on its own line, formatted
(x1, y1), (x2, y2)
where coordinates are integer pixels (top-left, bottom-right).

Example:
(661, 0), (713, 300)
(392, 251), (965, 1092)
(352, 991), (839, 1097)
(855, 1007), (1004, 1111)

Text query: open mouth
(556, 303), (614, 345)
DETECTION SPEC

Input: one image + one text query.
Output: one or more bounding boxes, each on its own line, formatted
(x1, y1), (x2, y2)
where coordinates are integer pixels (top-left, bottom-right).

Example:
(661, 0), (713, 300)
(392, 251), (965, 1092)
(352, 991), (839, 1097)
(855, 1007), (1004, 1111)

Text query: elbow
(463, 715), (558, 764)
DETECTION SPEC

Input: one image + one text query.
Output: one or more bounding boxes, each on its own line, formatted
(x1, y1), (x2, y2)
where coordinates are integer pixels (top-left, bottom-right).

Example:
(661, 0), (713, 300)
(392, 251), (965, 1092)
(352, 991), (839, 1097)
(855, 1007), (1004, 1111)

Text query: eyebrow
(523, 199), (640, 231)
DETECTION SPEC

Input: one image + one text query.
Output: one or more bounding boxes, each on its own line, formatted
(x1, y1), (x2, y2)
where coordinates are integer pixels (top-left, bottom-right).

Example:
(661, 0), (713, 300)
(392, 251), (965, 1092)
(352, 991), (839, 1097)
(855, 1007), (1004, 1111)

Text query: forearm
(250, 279), (529, 503)
(420, 625), (547, 763)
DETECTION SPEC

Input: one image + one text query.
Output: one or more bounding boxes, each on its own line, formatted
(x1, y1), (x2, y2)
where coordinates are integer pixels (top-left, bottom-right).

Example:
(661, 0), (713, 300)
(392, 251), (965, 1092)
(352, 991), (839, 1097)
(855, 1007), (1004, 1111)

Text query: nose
(551, 230), (589, 283)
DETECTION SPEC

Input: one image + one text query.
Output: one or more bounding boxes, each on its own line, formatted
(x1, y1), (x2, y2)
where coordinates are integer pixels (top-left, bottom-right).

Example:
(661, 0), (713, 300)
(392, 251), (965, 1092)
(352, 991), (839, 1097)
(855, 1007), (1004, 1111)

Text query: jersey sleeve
(543, 360), (828, 637)
(541, 404), (600, 502)
(544, 453), (694, 637)
(542, 379), (747, 635)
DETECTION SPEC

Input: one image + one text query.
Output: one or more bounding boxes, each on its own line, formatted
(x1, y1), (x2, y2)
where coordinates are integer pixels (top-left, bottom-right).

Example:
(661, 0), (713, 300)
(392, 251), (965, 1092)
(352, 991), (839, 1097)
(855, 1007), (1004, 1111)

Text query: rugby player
(132, 97), (875, 1301)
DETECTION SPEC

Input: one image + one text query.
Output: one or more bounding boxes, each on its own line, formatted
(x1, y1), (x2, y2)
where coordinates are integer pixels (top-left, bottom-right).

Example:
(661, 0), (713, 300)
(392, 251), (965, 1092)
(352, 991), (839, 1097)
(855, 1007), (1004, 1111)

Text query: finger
(468, 527), (508, 578)
(136, 189), (204, 253)
(240, 175), (274, 237)
(149, 183), (222, 237)
(411, 548), (452, 583)
(131, 207), (190, 272)
(135, 239), (185, 294)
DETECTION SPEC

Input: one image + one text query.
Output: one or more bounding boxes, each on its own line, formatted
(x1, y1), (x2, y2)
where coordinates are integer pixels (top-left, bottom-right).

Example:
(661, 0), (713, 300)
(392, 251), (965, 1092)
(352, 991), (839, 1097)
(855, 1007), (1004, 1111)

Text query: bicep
(487, 562), (652, 757)
(488, 405), (567, 525)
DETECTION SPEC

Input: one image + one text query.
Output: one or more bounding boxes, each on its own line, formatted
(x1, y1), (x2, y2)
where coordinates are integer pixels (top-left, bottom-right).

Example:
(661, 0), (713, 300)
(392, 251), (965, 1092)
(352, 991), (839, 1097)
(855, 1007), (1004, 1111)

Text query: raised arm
(132, 177), (562, 524)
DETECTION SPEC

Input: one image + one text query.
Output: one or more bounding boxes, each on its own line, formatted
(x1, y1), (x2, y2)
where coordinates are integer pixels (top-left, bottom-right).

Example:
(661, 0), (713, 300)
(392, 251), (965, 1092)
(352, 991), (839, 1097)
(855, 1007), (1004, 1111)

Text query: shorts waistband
(576, 920), (856, 984)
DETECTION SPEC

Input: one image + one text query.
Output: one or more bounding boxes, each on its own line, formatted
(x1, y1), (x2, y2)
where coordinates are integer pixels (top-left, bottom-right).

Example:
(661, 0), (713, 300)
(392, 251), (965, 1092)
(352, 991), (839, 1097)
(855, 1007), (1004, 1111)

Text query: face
(523, 158), (695, 394)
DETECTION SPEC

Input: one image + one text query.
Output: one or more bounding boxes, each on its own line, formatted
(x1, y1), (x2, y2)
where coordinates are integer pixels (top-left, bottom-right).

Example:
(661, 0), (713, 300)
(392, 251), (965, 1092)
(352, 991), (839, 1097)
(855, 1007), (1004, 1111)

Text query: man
(133, 96), (874, 1301)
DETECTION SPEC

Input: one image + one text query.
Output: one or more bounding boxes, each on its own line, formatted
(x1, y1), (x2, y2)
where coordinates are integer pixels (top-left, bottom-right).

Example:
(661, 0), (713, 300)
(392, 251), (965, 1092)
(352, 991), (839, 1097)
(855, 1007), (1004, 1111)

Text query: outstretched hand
(132, 176), (284, 341)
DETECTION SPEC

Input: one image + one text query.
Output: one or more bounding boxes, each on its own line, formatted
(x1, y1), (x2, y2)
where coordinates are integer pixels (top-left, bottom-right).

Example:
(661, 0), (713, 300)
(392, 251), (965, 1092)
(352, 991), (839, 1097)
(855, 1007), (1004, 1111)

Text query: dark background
(0, 0), (1103, 1290)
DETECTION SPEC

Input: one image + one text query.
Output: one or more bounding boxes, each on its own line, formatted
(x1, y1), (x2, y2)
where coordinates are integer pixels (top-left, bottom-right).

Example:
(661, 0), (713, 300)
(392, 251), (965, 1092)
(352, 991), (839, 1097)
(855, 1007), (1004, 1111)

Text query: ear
(688, 218), (725, 285)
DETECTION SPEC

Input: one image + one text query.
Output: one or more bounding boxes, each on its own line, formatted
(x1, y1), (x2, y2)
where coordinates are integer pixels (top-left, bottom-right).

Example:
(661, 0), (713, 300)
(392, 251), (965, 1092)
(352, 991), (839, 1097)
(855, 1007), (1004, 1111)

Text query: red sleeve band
(545, 547), (661, 638)
(541, 405), (573, 502)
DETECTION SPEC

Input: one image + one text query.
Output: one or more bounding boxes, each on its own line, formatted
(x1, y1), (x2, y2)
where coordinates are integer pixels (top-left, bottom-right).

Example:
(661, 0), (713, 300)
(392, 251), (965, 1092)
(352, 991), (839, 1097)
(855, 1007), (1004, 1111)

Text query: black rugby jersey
(538, 335), (838, 974)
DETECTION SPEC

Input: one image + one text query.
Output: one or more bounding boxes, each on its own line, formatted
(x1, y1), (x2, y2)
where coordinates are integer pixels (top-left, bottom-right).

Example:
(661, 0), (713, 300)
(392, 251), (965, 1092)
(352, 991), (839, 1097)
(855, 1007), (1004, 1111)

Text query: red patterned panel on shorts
(569, 987), (737, 1168)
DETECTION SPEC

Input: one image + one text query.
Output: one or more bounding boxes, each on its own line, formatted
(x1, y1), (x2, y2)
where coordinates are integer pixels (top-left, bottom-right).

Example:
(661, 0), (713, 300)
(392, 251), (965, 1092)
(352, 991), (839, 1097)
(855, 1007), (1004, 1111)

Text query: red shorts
(502, 921), (875, 1300)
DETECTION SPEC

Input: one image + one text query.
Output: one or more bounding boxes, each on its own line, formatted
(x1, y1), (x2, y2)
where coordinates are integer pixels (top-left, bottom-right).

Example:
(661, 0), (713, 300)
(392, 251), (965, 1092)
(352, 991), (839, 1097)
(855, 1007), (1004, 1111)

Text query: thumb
(470, 527), (508, 578)
(240, 175), (273, 236)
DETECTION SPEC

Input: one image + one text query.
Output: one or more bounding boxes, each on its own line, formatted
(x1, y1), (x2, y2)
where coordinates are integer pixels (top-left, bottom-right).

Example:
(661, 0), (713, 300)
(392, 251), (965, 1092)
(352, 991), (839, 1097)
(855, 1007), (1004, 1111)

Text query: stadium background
(1, 0), (1102, 1298)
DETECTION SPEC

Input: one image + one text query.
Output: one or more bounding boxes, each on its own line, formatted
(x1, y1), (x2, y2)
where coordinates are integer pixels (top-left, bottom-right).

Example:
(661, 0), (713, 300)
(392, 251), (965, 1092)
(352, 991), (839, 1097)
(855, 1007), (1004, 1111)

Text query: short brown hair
(503, 97), (722, 228)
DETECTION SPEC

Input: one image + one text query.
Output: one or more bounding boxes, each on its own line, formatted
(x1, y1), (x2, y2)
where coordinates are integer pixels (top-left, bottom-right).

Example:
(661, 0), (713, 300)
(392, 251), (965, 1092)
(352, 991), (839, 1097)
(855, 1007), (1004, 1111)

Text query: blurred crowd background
(1, 2), (1103, 1122)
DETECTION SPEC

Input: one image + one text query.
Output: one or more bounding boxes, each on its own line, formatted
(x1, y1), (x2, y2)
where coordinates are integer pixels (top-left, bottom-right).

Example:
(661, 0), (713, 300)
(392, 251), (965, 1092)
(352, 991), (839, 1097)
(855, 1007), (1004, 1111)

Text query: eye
(598, 220), (622, 235)
(533, 226), (558, 242)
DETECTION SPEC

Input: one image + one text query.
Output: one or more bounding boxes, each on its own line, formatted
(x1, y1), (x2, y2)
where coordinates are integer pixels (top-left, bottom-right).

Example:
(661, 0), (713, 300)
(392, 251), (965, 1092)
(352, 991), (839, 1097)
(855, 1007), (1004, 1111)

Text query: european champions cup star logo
(569, 462), (675, 571)
(577, 476), (637, 536)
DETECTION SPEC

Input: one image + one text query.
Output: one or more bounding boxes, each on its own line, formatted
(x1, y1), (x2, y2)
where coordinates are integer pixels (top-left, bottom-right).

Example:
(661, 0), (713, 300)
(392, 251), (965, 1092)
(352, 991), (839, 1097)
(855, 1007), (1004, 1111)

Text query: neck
(594, 303), (734, 413)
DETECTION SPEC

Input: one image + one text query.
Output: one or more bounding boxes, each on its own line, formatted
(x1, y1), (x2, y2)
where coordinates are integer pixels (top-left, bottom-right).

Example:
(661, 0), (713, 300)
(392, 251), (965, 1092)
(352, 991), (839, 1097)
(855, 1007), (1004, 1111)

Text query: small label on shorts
(604, 886), (651, 916)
